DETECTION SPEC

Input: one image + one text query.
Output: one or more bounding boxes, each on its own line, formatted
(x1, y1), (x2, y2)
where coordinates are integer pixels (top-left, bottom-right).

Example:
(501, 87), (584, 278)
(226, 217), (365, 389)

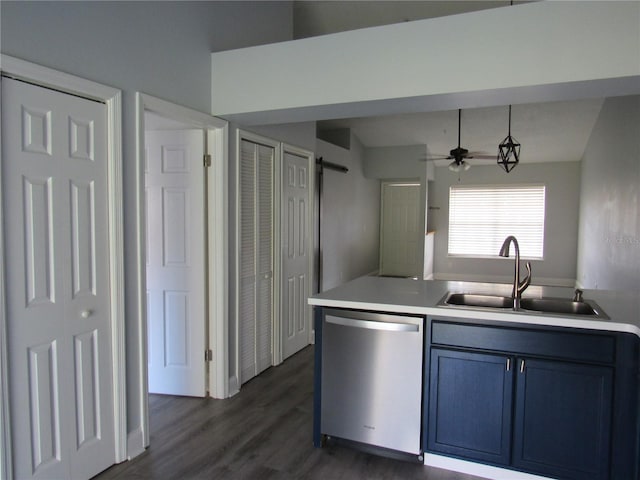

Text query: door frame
(135, 93), (229, 446)
(0, 54), (126, 479)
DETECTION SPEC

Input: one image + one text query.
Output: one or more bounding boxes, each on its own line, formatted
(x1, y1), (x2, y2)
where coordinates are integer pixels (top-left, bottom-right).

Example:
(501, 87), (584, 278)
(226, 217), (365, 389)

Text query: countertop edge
(310, 297), (640, 336)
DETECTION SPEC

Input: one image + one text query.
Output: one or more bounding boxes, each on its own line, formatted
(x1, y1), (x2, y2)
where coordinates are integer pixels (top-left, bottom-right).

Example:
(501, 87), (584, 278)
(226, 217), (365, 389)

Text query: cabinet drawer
(431, 320), (615, 364)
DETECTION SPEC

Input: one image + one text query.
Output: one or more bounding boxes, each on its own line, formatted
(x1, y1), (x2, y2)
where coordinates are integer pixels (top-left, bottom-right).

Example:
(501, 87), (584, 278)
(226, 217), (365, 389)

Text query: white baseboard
(424, 453), (555, 480)
(228, 375), (240, 397)
(127, 427), (146, 460)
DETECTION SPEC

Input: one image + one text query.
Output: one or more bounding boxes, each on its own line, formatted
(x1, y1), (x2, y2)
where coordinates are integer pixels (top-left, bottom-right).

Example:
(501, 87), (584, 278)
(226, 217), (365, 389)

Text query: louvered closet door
(239, 139), (274, 384)
(255, 145), (273, 374)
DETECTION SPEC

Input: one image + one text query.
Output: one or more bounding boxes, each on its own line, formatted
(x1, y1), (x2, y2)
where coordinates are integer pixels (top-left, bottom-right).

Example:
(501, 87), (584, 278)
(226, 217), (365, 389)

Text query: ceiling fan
(424, 109), (494, 172)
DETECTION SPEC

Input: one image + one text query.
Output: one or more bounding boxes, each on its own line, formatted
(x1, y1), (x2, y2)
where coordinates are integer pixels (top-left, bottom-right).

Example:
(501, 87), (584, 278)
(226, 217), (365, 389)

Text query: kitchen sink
(439, 292), (608, 318)
(442, 293), (513, 309)
(519, 298), (600, 316)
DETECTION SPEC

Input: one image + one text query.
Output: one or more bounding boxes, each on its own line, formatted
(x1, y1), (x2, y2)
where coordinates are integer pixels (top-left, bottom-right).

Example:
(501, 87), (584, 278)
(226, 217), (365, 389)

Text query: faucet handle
(518, 261), (532, 294)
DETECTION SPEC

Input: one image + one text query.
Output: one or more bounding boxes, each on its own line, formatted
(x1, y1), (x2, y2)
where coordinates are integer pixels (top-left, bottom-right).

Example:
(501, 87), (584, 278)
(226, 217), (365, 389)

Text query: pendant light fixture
(497, 105), (520, 172)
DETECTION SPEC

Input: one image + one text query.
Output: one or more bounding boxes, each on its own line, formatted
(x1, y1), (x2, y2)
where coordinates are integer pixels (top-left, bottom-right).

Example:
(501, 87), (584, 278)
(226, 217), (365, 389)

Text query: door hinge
(205, 349), (213, 362)
(204, 154), (212, 167)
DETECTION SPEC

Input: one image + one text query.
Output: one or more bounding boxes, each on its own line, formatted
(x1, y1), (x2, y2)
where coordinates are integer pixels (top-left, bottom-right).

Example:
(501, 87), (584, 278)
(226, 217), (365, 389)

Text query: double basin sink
(440, 292), (608, 319)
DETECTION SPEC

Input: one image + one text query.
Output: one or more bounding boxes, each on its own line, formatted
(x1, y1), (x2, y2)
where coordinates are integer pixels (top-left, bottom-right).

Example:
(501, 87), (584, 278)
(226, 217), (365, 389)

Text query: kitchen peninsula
(310, 276), (640, 480)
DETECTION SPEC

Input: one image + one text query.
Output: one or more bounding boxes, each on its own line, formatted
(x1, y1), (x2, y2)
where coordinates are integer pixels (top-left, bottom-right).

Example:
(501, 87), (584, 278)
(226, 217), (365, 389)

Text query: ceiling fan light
(449, 159), (471, 172)
(497, 134), (520, 172)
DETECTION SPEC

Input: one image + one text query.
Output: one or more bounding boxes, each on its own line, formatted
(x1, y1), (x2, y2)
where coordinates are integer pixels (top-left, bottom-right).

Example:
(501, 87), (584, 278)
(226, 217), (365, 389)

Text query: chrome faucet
(499, 236), (532, 310)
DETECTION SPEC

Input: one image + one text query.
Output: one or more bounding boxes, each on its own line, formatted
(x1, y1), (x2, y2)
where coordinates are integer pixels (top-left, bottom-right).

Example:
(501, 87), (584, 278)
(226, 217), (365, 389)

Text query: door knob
(80, 309), (92, 319)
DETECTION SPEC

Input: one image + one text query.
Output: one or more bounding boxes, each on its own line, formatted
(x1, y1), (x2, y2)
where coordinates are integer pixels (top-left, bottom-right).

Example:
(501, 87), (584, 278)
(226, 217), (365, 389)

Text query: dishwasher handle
(325, 314), (420, 332)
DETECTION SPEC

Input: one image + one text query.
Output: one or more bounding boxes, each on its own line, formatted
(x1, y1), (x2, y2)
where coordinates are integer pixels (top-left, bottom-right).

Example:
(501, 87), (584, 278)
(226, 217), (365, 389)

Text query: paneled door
(281, 146), (312, 360)
(2, 77), (116, 479)
(145, 129), (206, 397)
(379, 182), (421, 277)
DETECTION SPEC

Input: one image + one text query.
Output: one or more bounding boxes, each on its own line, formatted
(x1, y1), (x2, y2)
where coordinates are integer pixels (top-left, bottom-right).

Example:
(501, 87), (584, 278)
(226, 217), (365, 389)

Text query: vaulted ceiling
(292, 1), (607, 163)
(318, 99), (604, 164)
(293, 1), (532, 39)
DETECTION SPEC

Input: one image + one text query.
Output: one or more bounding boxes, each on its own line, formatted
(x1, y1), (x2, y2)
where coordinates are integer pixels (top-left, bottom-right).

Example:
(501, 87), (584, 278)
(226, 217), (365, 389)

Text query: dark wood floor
(95, 346), (485, 480)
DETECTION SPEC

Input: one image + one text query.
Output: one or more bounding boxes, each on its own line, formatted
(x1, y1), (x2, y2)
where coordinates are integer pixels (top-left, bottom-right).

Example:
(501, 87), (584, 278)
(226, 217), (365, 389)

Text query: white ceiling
(294, 1), (606, 164)
(319, 99), (604, 164)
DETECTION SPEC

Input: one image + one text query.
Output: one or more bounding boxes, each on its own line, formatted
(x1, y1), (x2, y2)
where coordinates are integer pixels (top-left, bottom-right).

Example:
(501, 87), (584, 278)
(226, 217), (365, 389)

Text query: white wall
(577, 95), (640, 292)
(1, 0), (293, 458)
(430, 162), (581, 286)
(317, 137), (380, 291)
(211, 1), (640, 125)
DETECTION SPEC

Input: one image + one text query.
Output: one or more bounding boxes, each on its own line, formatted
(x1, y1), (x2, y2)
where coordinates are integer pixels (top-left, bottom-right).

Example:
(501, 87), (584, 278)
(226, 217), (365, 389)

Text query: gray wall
(364, 145), (433, 277)
(577, 95), (640, 292)
(1, 0), (293, 454)
(317, 137), (380, 291)
(430, 162), (581, 286)
(249, 122), (317, 153)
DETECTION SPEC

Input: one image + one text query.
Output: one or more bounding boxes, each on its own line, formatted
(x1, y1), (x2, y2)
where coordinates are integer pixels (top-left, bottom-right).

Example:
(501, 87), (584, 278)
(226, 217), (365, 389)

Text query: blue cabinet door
(513, 358), (613, 480)
(427, 348), (514, 465)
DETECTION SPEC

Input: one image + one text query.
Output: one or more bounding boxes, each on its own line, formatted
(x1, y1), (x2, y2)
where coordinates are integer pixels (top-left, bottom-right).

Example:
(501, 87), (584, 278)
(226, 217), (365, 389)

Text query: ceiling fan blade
(418, 155), (451, 161)
(470, 155), (496, 160)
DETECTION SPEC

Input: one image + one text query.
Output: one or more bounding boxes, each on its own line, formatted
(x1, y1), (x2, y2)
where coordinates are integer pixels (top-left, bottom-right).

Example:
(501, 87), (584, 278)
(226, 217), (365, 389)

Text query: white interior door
(379, 182), (422, 277)
(2, 77), (116, 479)
(145, 129), (206, 397)
(281, 148), (312, 360)
(238, 138), (274, 384)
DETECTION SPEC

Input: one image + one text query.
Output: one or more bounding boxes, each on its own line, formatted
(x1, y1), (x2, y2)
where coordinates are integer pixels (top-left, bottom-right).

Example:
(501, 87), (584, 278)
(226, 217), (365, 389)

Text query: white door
(281, 148), (312, 359)
(238, 138), (274, 384)
(2, 77), (116, 479)
(379, 182), (422, 277)
(145, 129), (206, 397)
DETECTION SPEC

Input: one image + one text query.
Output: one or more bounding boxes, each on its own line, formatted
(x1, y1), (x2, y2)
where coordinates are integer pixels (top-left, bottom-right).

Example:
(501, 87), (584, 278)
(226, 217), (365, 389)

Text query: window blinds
(448, 185), (546, 259)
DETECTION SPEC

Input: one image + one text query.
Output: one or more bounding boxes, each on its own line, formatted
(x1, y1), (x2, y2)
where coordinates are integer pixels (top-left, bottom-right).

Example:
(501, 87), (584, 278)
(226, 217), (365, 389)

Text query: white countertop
(309, 276), (640, 336)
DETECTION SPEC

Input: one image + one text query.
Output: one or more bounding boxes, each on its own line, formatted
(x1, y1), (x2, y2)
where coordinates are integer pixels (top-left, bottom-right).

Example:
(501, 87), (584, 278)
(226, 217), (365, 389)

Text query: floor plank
(95, 346), (486, 480)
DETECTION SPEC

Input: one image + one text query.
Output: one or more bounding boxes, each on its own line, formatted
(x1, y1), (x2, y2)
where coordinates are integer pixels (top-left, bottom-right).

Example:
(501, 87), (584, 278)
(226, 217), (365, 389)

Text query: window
(448, 185), (546, 259)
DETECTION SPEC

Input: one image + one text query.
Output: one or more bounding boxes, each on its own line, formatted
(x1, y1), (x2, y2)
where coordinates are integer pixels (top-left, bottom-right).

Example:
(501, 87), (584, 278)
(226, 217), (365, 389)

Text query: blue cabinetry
(426, 317), (638, 480)
(428, 348), (513, 464)
(513, 358), (613, 480)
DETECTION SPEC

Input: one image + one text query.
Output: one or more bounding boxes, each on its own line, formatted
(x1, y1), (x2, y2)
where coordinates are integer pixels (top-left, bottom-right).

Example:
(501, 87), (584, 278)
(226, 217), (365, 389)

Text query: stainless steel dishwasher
(320, 308), (424, 459)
